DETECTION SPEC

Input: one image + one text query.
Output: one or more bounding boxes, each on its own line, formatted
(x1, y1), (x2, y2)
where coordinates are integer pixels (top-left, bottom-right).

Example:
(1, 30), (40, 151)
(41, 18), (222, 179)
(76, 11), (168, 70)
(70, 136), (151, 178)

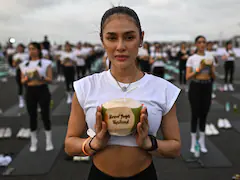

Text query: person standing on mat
(222, 41), (236, 91)
(186, 35), (216, 154)
(20, 42), (54, 152)
(65, 6), (181, 180)
(138, 42), (151, 73)
(60, 42), (77, 104)
(150, 44), (168, 78)
(177, 42), (189, 88)
(12, 43), (29, 108)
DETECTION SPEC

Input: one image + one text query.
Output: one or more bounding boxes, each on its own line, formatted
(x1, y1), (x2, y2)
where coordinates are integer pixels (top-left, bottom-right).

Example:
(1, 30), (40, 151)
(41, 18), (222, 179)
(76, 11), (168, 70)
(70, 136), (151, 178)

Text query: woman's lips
(115, 55), (129, 61)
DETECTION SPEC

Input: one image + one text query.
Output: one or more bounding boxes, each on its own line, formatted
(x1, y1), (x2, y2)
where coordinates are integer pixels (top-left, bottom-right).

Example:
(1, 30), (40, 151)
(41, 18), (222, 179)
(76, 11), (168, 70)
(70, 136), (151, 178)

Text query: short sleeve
(186, 57), (193, 67)
(73, 80), (86, 110)
(163, 82), (181, 116)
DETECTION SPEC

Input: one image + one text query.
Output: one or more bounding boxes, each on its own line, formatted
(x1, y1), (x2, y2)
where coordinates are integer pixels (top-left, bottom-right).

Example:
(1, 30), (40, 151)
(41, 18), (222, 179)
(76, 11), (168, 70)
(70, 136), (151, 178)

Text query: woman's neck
(197, 50), (205, 56)
(110, 65), (143, 83)
(31, 57), (40, 61)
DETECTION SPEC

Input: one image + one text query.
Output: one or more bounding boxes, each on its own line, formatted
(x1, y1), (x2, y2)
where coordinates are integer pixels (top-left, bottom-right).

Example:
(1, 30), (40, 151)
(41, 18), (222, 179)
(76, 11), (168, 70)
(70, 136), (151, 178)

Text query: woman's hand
(135, 107), (152, 150)
(90, 106), (110, 151)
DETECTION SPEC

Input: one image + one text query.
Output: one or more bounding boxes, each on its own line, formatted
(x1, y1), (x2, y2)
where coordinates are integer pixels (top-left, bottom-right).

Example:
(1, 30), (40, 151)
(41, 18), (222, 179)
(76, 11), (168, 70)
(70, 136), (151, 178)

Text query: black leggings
(224, 61), (234, 84)
(179, 62), (186, 84)
(76, 66), (86, 79)
(25, 84), (51, 131)
(88, 162), (157, 180)
(16, 68), (23, 95)
(188, 80), (212, 133)
(56, 60), (63, 75)
(63, 66), (75, 92)
(152, 67), (165, 78)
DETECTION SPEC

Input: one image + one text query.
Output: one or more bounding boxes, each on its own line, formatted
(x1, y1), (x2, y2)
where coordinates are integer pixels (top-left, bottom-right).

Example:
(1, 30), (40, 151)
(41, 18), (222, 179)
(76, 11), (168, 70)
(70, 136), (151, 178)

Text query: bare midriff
(93, 145), (152, 177)
(27, 80), (45, 86)
(195, 74), (211, 80)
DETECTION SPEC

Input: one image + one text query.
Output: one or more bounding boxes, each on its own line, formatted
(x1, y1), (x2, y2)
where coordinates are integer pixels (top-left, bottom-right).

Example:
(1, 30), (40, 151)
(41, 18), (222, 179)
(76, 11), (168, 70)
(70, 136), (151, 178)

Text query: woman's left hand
(135, 107), (152, 150)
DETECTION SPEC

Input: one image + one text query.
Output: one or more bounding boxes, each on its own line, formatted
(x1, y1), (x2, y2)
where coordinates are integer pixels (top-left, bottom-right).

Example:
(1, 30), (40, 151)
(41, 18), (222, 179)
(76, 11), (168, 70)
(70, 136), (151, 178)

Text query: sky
(0, 0), (240, 45)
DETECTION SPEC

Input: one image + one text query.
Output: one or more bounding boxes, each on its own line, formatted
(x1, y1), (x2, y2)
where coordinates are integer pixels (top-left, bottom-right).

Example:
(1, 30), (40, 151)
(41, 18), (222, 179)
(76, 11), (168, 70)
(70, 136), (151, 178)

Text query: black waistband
(192, 79), (212, 84)
(26, 84), (48, 89)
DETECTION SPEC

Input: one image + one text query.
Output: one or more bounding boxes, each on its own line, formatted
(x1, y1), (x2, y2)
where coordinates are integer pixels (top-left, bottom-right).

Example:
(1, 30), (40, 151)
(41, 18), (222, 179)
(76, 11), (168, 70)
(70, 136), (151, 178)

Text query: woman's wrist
(141, 136), (152, 151)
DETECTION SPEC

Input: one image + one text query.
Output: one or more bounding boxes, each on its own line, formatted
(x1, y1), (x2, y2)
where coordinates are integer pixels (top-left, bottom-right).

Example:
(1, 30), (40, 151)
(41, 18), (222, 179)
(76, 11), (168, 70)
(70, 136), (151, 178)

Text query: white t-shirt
(73, 70), (180, 147)
(41, 49), (49, 58)
(19, 59), (52, 78)
(13, 53), (29, 63)
(186, 53), (215, 75)
(138, 47), (149, 57)
(60, 51), (77, 64)
(7, 48), (15, 55)
(73, 49), (85, 66)
(222, 49), (236, 61)
(206, 50), (217, 66)
(151, 52), (168, 67)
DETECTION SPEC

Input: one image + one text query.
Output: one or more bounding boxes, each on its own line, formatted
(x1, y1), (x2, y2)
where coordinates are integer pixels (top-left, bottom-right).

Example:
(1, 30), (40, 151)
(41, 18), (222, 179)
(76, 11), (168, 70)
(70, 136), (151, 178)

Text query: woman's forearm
(149, 139), (181, 158)
(64, 137), (95, 157)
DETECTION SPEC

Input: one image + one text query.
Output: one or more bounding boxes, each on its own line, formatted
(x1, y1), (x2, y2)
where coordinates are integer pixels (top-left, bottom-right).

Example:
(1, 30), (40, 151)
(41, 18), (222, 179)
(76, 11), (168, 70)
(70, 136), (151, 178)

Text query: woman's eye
(126, 36), (134, 40)
(107, 37), (116, 41)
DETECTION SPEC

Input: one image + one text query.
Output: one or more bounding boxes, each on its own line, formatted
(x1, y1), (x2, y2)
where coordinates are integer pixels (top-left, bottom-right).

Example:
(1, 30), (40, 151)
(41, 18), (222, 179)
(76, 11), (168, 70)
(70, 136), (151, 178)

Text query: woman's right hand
(91, 106), (110, 151)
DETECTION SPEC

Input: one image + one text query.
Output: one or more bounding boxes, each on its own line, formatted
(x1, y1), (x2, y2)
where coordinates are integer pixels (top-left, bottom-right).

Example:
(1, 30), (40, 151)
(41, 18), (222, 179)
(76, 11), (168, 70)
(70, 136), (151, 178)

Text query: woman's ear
(140, 31), (145, 47)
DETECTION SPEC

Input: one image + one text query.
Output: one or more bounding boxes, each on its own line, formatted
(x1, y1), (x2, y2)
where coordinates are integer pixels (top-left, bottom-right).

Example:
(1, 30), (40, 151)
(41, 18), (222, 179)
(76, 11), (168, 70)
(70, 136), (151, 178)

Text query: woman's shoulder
(41, 59), (52, 66)
(146, 73), (172, 87)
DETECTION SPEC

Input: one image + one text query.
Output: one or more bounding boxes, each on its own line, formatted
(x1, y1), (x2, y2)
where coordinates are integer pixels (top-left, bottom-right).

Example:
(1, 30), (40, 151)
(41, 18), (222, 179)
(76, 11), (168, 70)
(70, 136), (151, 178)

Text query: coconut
(25, 68), (39, 80)
(102, 98), (142, 136)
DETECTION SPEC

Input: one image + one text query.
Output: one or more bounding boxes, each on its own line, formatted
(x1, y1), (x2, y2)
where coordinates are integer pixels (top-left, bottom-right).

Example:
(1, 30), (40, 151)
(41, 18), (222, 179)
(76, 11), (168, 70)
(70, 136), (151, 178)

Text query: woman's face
(196, 37), (206, 52)
(65, 44), (71, 52)
(102, 14), (143, 69)
(227, 43), (232, 50)
(181, 43), (186, 50)
(17, 46), (24, 53)
(207, 43), (213, 50)
(29, 44), (39, 58)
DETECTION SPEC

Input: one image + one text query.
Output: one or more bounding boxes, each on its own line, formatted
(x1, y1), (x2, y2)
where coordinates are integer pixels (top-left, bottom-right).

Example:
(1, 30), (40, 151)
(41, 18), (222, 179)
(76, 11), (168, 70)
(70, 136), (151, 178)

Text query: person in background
(186, 35), (216, 154)
(20, 42), (54, 152)
(12, 43), (29, 108)
(60, 42), (77, 104)
(74, 42), (86, 79)
(150, 44), (168, 78)
(177, 42), (189, 88)
(138, 42), (150, 73)
(222, 41), (236, 91)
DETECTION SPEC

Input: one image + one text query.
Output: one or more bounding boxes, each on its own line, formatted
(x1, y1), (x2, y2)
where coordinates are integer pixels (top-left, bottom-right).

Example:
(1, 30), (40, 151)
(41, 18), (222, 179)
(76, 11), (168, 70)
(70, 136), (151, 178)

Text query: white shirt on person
(60, 51), (77, 64)
(73, 70), (180, 147)
(138, 47), (149, 57)
(151, 52), (168, 67)
(19, 59), (52, 78)
(186, 53), (215, 75)
(73, 49), (85, 66)
(222, 49), (236, 61)
(13, 53), (29, 63)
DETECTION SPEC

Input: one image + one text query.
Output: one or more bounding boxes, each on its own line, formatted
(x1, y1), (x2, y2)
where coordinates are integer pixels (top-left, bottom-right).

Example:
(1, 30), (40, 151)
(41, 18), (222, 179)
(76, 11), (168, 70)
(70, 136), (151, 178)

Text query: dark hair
(195, 35), (206, 43)
(100, 6), (142, 41)
(17, 43), (25, 52)
(226, 41), (232, 51)
(26, 42), (42, 67)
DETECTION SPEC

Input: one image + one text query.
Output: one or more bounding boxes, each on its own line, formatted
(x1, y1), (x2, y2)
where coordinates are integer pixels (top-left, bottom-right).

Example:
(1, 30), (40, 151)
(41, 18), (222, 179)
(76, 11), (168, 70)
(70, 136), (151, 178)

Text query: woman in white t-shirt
(102, 52), (110, 70)
(222, 41), (236, 91)
(150, 44), (168, 78)
(137, 42), (151, 73)
(186, 35), (216, 154)
(20, 42), (54, 153)
(12, 44), (29, 108)
(65, 6), (181, 179)
(74, 42), (86, 79)
(60, 42), (77, 104)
